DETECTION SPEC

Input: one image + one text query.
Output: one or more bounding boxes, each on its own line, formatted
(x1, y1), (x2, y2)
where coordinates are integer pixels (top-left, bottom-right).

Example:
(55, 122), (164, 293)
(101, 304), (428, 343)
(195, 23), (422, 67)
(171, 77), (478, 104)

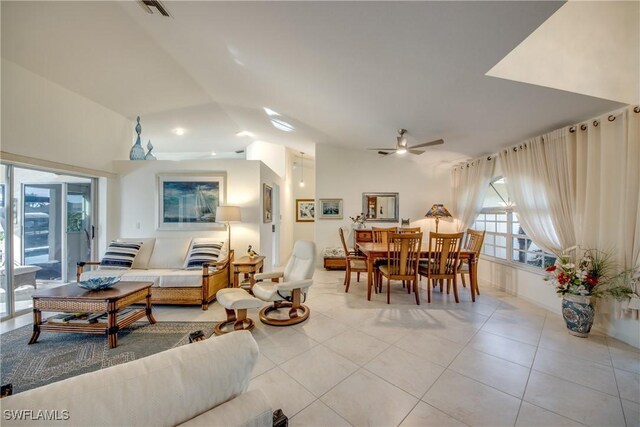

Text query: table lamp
(424, 204), (452, 233)
(216, 206), (242, 253)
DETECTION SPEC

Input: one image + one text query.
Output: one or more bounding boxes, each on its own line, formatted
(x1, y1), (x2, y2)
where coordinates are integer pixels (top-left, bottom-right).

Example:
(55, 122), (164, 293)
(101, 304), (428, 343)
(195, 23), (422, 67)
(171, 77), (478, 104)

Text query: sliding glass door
(0, 164), (97, 319)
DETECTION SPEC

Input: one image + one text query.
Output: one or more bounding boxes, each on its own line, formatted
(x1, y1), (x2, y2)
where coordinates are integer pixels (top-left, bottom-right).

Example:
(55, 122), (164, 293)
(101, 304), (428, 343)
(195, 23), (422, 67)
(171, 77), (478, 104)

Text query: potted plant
(545, 247), (636, 337)
(349, 213), (366, 230)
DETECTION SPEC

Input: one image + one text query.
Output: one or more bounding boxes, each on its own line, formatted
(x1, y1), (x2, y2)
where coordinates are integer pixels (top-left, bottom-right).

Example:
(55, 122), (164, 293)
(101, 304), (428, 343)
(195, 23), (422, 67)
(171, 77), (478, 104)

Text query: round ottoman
(214, 288), (263, 335)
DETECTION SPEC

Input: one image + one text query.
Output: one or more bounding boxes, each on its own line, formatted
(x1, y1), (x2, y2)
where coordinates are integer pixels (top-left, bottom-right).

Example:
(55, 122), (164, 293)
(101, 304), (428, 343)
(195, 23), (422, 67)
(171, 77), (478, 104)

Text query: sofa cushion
(158, 270), (205, 288)
(184, 239), (225, 270)
(117, 238), (156, 269)
(148, 238), (192, 269)
(120, 269), (170, 287)
(100, 241), (141, 269)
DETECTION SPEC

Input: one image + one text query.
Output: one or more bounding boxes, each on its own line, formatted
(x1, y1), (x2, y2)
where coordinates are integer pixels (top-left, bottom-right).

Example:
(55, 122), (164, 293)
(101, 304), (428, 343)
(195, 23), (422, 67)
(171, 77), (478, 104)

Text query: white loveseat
(1, 331), (273, 427)
(76, 237), (232, 310)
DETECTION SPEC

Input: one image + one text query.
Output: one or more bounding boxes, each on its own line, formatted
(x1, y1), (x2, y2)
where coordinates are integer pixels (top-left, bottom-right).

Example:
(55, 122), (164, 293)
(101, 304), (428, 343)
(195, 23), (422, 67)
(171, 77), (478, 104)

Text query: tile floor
(2, 269), (639, 427)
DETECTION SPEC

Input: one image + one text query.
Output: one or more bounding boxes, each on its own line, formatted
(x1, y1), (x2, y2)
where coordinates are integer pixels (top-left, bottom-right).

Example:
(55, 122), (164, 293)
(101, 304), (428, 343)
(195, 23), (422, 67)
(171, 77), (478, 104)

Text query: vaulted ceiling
(2, 1), (628, 164)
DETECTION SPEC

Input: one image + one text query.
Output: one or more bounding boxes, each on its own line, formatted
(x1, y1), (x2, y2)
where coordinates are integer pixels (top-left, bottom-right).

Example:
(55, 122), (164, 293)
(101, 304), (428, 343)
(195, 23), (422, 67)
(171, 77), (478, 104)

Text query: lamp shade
(424, 204), (452, 219)
(216, 206), (242, 223)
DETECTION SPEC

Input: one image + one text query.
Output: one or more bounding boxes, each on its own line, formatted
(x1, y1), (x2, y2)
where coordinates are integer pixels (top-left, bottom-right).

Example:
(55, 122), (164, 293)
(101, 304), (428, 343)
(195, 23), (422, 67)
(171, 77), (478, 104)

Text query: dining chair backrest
(464, 229), (485, 257)
(399, 227), (421, 234)
(372, 227), (398, 244)
(427, 232), (464, 275)
(386, 232), (423, 277)
(338, 227), (349, 256)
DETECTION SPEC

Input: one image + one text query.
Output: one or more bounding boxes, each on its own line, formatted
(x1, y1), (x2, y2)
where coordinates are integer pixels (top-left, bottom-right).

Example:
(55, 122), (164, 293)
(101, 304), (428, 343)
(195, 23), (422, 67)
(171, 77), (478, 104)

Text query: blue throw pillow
(100, 241), (142, 270)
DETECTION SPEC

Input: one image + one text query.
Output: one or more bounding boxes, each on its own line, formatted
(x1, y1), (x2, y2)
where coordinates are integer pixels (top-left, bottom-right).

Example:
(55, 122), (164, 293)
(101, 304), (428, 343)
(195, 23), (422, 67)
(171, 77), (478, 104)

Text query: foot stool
(214, 288), (263, 335)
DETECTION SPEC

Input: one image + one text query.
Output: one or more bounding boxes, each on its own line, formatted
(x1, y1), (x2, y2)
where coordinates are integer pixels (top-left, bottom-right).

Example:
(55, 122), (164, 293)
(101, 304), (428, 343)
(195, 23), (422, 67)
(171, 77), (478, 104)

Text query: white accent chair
(252, 240), (316, 326)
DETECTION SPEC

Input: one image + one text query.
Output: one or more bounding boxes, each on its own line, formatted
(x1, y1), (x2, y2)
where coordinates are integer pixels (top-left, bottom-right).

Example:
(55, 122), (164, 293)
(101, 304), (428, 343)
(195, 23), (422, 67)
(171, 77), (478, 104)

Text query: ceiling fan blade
(378, 151), (393, 156)
(408, 149), (425, 155)
(368, 148), (397, 151)
(410, 139), (444, 149)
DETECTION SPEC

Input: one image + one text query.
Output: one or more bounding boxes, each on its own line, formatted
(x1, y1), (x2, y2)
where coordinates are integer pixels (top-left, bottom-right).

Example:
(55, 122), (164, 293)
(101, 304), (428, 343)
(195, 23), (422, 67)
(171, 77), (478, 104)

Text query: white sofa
(1, 331), (273, 427)
(77, 237), (232, 310)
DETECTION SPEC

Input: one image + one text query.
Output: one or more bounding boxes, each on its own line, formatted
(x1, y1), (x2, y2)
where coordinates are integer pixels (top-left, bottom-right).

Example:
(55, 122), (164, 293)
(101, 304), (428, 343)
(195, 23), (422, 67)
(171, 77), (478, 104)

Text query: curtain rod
(454, 105), (640, 170)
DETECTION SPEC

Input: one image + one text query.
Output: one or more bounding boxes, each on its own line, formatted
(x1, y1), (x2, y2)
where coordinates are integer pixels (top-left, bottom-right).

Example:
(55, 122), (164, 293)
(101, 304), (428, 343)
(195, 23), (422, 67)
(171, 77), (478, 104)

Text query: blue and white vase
(561, 294), (595, 337)
(129, 116), (146, 160)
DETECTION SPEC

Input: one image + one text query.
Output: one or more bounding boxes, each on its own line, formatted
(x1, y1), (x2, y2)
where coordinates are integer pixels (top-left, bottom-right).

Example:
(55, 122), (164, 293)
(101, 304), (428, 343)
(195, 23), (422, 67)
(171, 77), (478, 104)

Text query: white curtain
(499, 129), (577, 255)
(451, 157), (495, 232)
(575, 107), (640, 317)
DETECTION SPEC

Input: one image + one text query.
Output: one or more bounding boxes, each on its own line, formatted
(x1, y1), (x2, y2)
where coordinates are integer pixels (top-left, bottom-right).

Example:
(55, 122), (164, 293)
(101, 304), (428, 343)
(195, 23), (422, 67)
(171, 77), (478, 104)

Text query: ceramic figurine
(129, 116), (146, 160)
(145, 140), (157, 160)
(248, 245), (258, 258)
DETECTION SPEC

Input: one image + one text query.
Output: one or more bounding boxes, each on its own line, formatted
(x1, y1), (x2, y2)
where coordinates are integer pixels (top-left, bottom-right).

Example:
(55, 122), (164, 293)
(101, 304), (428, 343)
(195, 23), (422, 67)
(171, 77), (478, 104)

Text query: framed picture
(157, 173), (226, 230)
(263, 184), (273, 223)
(296, 199), (315, 222)
(319, 199), (343, 219)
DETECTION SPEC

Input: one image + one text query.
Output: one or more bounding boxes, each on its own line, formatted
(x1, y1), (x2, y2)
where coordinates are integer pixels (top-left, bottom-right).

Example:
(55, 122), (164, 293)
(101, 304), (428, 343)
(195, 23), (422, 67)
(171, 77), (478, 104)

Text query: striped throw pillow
(184, 241), (224, 270)
(100, 241), (142, 270)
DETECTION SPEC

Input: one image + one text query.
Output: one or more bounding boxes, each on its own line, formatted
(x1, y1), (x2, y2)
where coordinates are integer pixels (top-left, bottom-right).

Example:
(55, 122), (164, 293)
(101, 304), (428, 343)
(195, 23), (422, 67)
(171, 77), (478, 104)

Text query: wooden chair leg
(452, 276), (459, 303)
(427, 278), (431, 303)
(414, 279), (420, 305)
(386, 277), (391, 304)
(345, 267), (351, 293)
(461, 272), (467, 287)
(447, 279), (451, 294)
(357, 272), (360, 282)
(439, 279), (443, 293)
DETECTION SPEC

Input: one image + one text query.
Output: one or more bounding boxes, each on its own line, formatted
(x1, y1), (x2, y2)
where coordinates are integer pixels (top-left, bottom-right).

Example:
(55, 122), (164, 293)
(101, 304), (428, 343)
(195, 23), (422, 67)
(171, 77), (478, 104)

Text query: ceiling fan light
(397, 147), (407, 154)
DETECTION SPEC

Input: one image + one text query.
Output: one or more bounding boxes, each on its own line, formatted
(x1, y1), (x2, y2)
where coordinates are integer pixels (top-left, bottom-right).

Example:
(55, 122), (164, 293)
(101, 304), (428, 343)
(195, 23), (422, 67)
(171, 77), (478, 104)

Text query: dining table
(356, 242), (479, 302)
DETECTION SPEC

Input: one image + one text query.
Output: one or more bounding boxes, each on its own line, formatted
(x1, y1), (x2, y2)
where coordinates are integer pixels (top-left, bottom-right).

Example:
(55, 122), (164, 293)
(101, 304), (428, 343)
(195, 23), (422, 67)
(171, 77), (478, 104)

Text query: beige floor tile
(400, 401), (468, 426)
(533, 347), (619, 396)
(423, 369), (521, 426)
(364, 345), (445, 398)
(615, 369), (640, 404)
(449, 347), (530, 398)
(610, 347), (640, 375)
(292, 313), (349, 343)
(280, 345), (358, 397)
(253, 328), (319, 364)
(356, 317), (413, 344)
(321, 369), (418, 427)
(251, 352), (276, 379)
(248, 366), (316, 417)
(395, 330), (463, 366)
(468, 330), (537, 367)
(290, 400), (351, 427)
(622, 399), (639, 427)
(538, 327), (612, 367)
(515, 402), (586, 427)
(524, 371), (626, 427)
(323, 329), (390, 366)
(481, 319), (542, 346)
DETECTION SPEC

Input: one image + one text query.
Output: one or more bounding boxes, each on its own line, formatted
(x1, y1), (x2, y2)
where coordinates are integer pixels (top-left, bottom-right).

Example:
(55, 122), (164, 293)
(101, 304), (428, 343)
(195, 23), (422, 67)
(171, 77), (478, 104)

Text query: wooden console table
(29, 281), (155, 349)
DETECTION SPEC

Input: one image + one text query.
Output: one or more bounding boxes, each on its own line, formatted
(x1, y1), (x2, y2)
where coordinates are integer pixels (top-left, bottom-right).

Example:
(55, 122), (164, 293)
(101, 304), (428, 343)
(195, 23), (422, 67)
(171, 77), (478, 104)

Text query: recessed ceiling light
(173, 128), (186, 136)
(270, 118), (295, 132)
(210, 151), (217, 156)
(263, 107), (280, 117)
(236, 131), (254, 138)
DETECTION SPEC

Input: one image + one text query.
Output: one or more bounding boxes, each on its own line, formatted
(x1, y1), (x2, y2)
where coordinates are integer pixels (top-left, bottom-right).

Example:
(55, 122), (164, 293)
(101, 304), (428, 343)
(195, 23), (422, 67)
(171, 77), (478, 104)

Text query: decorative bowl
(77, 277), (120, 290)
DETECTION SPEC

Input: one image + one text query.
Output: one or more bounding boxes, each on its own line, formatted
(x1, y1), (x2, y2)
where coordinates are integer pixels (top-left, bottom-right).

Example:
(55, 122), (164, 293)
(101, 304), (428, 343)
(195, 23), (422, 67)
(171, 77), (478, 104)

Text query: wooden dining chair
(459, 229), (485, 295)
(377, 232), (423, 305)
(372, 227), (398, 243)
(399, 227), (421, 234)
(338, 227), (369, 293)
(418, 232), (464, 303)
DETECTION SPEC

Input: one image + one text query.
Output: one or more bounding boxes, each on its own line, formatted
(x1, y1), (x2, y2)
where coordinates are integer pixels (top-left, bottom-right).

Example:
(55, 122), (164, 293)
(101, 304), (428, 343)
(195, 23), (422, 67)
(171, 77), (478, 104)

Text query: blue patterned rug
(0, 321), (217, 394)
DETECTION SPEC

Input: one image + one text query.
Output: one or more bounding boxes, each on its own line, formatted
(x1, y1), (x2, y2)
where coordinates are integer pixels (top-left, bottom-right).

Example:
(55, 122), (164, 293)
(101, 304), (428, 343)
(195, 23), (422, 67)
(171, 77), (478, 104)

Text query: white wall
(292, 153), (316, 243)
(315, 144), (453, 257)
(1, 60), (131, 173)
(247, 141), (287, 178)
(259, 162), (288, 270)
(114, 160), (262, 258)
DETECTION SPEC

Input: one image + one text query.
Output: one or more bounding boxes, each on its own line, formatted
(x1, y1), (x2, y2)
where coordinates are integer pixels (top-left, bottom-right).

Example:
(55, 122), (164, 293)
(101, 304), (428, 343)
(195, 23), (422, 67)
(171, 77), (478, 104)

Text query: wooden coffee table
(29, 281), (156, 349)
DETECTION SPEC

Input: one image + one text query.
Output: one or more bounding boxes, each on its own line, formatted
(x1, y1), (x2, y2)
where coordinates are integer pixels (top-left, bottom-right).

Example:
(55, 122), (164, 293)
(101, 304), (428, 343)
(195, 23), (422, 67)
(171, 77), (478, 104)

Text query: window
(473, 178), (555, 271)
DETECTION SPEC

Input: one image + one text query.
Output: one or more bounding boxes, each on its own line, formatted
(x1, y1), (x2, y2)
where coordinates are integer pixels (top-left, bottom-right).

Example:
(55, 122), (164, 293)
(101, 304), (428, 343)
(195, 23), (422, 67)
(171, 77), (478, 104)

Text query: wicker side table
(29, 281), (156, 349)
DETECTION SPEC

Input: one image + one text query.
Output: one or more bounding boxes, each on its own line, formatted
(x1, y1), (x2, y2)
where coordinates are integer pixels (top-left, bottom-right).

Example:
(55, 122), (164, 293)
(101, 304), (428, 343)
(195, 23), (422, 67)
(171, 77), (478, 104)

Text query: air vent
(139, 0), (171, 17)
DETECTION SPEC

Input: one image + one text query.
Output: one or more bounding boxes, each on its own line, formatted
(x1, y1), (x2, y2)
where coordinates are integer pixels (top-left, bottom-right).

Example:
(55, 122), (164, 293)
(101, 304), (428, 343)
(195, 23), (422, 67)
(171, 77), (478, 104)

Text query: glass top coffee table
(28, 281), (156, 349)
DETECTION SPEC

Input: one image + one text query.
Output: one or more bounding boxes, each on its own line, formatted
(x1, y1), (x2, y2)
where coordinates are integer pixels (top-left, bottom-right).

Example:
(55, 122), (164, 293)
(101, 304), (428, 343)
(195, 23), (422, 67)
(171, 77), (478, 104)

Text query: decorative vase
(561, 294), (595, 337)
(129, 116), (146, 160)
(144, 140), (157, 160)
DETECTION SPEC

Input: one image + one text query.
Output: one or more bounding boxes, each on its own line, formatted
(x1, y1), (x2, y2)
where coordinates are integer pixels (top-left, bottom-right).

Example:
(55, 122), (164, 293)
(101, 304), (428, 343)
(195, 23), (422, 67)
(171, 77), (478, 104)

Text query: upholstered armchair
(252, 240), (316, 326)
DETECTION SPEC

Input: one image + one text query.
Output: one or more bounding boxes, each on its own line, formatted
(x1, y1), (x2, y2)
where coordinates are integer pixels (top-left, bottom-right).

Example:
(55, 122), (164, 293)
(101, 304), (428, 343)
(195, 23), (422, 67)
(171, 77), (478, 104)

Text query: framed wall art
(263, 183), (273, 223)
(296, 199), (315, 222)
(319, 199), (343, 219)
(156, 173), (226, 230)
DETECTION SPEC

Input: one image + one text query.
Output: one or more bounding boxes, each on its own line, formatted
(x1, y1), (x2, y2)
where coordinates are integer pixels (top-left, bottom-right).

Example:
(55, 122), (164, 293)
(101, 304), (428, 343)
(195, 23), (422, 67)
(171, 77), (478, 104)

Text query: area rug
(0, 321), (217, 394)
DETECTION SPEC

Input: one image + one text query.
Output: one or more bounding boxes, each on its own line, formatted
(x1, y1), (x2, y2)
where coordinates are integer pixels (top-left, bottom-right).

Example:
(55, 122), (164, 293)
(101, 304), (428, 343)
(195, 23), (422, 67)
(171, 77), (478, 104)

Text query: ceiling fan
(369, 129), (444, 156)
